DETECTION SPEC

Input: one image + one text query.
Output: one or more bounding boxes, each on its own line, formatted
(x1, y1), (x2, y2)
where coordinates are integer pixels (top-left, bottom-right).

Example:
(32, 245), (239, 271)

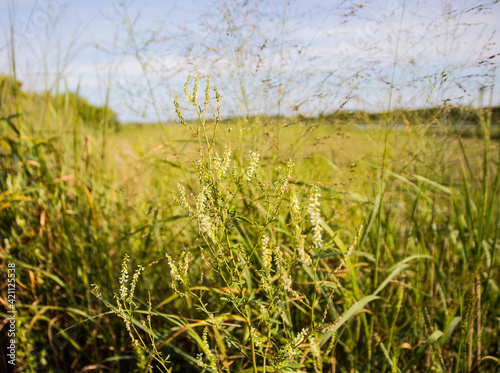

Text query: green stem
(247, 306), (258, 373)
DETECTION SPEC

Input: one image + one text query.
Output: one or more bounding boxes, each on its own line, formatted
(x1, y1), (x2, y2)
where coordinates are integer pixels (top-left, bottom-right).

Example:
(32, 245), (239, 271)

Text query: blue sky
(1, 0), (499, 122)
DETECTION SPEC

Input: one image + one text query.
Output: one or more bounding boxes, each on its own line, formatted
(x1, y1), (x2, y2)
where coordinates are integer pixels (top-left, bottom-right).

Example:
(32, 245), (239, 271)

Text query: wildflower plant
(94, 74), (372, 372)
(92, 257), (171, 372)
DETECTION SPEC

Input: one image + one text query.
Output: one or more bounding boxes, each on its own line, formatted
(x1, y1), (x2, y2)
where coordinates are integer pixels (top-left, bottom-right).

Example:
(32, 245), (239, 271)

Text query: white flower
(119, 255), (130, 300)
(222, 146), (232, 173)
(196, 187), (216, 240)
(201, 327), (218, 371)
(166, 254), (182, 282)
(200, 214), (216, 241)
(286, 327), (309, 358)
(309, 335), (321, 358)
(260, 304), (269, 320)
(290, 189), (301, 219)
(252, 327), (262, 347)
(295, 328), (309, 346)
(177, 182), (190, 212)
(128, 265), (144, 300)
(308, 186), (323, 249)
(245, 150), (260, 181)
(166, 250), (190, 284)
(260, 235), (274, 293)
(214, 146), (232, 179)
(262, 235), (272, 272)
(196, 353), (204, 367)
(283, 274), (293, 293)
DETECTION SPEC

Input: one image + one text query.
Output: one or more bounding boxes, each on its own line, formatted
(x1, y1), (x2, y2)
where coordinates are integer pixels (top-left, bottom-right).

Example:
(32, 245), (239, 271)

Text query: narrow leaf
(401, 330), (444, 372)
(319, 295), (381, 347)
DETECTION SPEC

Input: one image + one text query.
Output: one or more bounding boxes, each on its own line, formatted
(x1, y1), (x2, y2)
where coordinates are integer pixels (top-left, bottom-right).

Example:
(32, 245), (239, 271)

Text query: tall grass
(89, 75), (499, 372)
(1, 1), (500, 372)
(2, 72), (500, 370)
(2, 75), (500, 371)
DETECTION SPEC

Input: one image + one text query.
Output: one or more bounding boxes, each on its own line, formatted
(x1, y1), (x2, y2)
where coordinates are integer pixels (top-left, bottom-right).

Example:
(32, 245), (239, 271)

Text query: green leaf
(319, 295), (381, 347)
(248, 291), (255, 302)
(235, 215), (255, 225)
(2, 113), (22, 135)
(401, 330), (444, 372)
(412, 174), (452, 195)
(387, 254), (433, 271)
(284, 362), (305, 369)
(375, 255), (432, 296)
(374, 264), (409, 296)
(444, 316), (461, 343)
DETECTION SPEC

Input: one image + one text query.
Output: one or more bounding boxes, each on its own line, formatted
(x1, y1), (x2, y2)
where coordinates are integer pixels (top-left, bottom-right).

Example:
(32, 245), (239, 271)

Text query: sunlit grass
(1, 71), (499, 372)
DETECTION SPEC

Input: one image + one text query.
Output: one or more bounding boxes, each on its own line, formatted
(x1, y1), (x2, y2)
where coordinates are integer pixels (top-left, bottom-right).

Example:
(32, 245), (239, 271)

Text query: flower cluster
(183, 73), (200, 107)
(214, 86), (221, 122)
(213, 146), (232, 179)
(245, 150), (260, 181)
(274, 246), (295, 295)
(204, 74), (211, 113)
(166, 254), (182, 282)
(297, 237), (312, 266)
(280, 159), (294, 195)
(198, 327), (218, 372)
(116, 299), (137, 346)
(290, 189), (301, 221)
(260, 235), (273, 293)
(166, 250), (190, 296)
(173, 97), (189, 129)
(308, 186), (323, 250)
(289, 188), (302, 239)
(128, 265), (144, 303)
(309, 335), (321, 358)
(119, 254), (130, 300)
(196, 187), (216, 241)
(285, 327), (309, 359)
(261, 235), (272, 273)
(177, 182), (191, 213)
(334, 229), (359, 273)
(252, 327), (263, 347)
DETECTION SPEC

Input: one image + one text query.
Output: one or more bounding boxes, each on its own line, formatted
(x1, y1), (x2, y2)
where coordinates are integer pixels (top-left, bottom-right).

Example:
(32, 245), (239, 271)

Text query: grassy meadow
(1, 72), (499, 373)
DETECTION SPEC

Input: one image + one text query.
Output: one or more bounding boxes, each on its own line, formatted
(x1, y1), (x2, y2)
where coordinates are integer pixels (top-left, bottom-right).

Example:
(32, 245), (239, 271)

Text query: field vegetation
(1, 72), (499, 372)
(1, 0), (500, 372)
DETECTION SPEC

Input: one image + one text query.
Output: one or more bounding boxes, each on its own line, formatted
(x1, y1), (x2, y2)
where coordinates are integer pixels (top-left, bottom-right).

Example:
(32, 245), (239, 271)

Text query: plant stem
(247, 306), (258, 373)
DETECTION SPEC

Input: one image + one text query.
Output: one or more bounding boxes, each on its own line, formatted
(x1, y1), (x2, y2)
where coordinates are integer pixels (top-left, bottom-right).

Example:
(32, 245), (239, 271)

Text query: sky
(1, 0), (499, 122)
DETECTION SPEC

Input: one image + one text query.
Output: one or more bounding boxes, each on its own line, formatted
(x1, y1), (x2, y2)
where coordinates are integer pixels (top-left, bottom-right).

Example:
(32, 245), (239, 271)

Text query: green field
(1, 74), (499, 372)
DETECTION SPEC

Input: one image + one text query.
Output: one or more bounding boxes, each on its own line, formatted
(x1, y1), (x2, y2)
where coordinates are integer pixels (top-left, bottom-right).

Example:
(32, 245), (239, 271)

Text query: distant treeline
(213, 106), (500, 128)
(3, 74), (498, 130)
(0, 74), (119, 131)
(312, 106), (500, 126)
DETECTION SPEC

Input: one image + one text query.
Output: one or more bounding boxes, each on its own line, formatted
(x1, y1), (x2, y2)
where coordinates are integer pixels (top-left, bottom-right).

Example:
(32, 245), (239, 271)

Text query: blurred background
(1, 0), (499, 122)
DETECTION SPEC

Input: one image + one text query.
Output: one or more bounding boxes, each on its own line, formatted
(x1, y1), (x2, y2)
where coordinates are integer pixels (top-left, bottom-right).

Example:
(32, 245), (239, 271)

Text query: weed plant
(1, 75), (499, 371)
(89, 74), (500, 372)
(94, 74), (374, 372)
(1, 1), (500, 371)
